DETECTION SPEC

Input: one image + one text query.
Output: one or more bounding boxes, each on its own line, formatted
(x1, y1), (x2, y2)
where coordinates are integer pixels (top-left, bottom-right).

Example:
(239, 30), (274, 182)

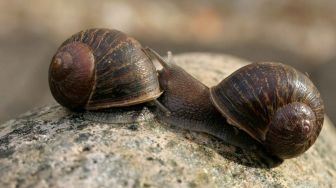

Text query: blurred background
(0, 0), (335, 124)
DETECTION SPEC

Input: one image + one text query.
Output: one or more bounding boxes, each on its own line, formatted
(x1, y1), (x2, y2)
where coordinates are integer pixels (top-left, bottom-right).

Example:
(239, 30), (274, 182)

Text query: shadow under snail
(143, 48), (324, 163)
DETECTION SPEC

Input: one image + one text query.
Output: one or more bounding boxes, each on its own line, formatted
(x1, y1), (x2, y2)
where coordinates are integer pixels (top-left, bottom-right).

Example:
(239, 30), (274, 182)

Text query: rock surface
(0, 53), (335, 188)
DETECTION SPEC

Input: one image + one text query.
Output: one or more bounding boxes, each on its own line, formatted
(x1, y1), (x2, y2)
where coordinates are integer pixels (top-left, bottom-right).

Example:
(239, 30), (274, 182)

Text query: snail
(144, 48), (324, 162)
(48, 28), (169, 120)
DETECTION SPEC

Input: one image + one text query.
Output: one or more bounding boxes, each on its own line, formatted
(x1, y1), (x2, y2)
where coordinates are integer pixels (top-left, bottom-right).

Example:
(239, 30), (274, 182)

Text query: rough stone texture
(0, 53), (335, 188)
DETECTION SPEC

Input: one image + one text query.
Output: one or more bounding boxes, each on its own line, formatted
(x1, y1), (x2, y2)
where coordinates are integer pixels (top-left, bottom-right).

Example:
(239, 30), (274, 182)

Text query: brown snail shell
(49, 28), (162, 111)
(210, 62), (324, 159)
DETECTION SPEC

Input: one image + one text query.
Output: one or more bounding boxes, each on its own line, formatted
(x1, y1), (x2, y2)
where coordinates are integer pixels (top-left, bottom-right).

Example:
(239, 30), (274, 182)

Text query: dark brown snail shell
(210, 62), (324, 159)
(49, 28), (162, 111)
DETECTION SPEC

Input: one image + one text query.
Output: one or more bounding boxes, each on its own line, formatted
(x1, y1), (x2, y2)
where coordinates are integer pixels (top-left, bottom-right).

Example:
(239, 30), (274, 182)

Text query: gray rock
(1, 53), (335, 188)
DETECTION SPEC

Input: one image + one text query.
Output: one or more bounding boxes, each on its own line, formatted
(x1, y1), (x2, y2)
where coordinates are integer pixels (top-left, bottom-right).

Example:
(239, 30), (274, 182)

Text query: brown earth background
(0, 0), (335, 125)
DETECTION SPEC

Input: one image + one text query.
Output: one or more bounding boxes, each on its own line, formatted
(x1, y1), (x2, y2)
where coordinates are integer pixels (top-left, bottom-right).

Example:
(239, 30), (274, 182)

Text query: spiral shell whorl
(264, 102), (318, 158)
(49, 42), (95, 110)
(210, 62), (324, 158)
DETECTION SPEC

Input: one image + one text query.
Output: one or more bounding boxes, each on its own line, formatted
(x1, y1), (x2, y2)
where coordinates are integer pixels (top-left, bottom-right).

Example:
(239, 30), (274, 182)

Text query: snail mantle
(1, 53), (335, 188)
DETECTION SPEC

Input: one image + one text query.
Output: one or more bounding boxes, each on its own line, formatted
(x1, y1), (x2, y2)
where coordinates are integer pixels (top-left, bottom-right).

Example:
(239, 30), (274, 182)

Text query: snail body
(145, 48), (324, 162)
(49, 28), (163, 111)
